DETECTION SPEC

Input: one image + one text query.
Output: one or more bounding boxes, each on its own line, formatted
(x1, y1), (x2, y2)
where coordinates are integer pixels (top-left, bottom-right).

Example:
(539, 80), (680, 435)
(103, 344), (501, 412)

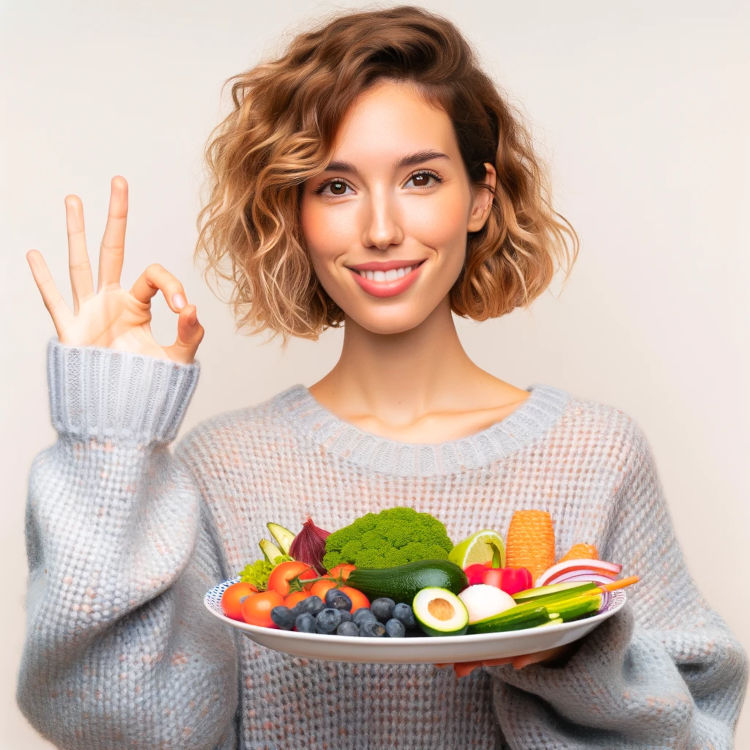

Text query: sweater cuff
(47, 338), (200, 445)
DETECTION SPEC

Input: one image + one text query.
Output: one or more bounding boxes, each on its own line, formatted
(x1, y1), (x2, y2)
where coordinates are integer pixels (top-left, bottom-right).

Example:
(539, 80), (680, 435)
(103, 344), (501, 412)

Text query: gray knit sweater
(17, 340), (747, 749)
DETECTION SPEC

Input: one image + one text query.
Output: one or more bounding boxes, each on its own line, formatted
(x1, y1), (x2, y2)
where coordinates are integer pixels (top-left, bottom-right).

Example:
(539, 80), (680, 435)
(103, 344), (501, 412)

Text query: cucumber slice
(259, 538), (284, 563)
(468, 604), (551, 634)
(266, 522), (296, 555)
(538, 617), (564, 627)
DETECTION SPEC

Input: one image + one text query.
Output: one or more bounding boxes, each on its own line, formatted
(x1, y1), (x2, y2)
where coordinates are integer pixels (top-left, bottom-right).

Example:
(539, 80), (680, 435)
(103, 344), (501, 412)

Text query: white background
(2, 0), (748, 745)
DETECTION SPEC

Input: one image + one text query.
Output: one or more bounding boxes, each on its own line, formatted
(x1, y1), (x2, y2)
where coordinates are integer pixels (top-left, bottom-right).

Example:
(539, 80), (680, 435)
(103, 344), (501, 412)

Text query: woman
(18, 6), (747, 749)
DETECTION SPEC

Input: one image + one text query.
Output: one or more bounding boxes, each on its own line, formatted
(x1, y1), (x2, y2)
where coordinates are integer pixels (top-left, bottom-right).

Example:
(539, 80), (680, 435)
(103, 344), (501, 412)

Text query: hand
(26, 176), (204, 364)
(435, 645), (573, 678)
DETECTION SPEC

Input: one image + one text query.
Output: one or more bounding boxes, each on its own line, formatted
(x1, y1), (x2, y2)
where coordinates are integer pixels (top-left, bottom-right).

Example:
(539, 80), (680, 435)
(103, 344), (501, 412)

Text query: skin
(27, 79), (566, 675)
(26, 176), (204, 363)
(301, 80), (531, 444)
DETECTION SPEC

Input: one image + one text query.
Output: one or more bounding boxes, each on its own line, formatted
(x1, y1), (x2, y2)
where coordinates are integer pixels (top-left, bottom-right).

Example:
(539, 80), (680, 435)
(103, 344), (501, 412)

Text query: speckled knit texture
(17, 339), (747, 749)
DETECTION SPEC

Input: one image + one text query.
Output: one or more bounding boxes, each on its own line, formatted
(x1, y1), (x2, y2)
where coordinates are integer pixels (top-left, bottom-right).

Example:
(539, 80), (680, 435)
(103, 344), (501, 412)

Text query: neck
(311, 299), (486, 427)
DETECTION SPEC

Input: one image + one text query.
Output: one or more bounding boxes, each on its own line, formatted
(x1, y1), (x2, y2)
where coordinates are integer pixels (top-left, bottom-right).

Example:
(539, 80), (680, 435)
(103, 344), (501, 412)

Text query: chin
(346, 310), (428, 336)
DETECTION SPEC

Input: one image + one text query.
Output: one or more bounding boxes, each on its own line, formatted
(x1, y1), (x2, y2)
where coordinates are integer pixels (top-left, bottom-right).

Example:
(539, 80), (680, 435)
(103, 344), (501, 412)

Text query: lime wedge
(448, 530), (506, 569)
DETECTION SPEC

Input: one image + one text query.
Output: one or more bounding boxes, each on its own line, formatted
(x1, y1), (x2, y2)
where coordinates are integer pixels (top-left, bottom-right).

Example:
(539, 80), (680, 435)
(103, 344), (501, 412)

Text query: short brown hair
(196, 5), (578, 340)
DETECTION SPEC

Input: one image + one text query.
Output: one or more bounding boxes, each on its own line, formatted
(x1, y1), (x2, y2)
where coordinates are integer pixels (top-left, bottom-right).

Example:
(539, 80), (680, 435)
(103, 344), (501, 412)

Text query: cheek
(300, 200), (340, 280)
(409, 191), (470, 250)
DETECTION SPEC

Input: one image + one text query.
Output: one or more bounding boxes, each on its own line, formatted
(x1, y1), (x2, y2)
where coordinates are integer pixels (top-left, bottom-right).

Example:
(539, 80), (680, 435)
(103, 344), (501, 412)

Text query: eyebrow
(323, 150), (450, 174)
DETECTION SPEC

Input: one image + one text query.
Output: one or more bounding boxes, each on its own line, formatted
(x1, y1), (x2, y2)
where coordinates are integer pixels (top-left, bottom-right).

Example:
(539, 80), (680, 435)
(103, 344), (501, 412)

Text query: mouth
(347, 259), (426, 282)
(347, 259), (427, 298)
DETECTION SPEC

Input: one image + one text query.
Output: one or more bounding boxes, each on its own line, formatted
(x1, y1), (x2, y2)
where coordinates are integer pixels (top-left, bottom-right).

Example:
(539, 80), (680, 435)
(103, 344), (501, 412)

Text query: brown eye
(406, 171), (440, 188)
(329, 181), (347, 195)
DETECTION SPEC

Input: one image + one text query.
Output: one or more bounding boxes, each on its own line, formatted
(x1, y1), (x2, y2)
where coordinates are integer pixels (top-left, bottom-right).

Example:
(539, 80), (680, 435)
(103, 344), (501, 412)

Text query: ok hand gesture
(27, 176), (204, 364)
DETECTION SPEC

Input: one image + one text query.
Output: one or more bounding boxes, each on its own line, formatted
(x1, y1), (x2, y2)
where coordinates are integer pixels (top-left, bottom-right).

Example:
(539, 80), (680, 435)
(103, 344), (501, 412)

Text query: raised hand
(27, 176), (204, 364)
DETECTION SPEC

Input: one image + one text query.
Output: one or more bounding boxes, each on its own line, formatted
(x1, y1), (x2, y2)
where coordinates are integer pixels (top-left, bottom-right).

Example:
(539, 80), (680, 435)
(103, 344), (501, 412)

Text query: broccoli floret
(322, 507), (453, 569)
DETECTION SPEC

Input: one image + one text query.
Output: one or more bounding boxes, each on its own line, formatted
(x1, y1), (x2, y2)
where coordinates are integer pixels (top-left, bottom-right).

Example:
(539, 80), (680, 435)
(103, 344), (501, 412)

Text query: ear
(467, 163), (497, 233)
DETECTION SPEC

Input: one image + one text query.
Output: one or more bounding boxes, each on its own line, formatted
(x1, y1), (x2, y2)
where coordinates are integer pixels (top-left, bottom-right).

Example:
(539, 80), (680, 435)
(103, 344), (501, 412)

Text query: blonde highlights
(196, 6), (578, 340)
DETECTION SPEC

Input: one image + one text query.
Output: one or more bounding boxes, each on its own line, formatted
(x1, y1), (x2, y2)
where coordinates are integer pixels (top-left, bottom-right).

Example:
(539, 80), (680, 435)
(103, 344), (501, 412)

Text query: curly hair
(196, 5), (579, 340)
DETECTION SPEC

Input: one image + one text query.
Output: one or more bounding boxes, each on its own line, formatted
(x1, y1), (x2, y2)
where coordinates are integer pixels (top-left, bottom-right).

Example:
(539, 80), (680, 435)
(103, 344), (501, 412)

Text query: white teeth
(358, 265), (416, 282)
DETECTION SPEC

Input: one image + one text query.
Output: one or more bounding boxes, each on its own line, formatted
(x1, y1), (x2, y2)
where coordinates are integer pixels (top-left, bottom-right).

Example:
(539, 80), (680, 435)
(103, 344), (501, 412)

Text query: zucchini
(513, 581), (589, 602)
(516, 583), (602, 622)
(468, 605), (551, 634)
(347, 559), (467, 604)
(547, 592), (602, 622)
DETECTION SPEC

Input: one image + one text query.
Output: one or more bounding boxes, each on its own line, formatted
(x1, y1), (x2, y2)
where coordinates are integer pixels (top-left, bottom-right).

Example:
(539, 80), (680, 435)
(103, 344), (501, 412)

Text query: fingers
(98, 176), (128, 290)
(130, 263), (189, 312)
(164, 304), (204, 364)
(434, 661), (482, 678)
(480, 657), (515, 667)
(26, 249), (71, 336)
(65, 195), (94, 312)
(131, 264), (202, 363)
(454, 662), (480, 678)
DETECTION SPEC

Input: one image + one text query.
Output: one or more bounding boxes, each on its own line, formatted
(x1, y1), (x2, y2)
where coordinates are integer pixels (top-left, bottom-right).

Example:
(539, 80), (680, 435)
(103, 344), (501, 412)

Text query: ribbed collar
(272, 384), (570, 477)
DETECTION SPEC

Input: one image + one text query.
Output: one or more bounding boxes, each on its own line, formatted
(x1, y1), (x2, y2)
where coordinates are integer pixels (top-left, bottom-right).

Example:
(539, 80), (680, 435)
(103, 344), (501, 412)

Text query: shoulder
(542, 385), (654, 469)
(175, 384), (308, 464)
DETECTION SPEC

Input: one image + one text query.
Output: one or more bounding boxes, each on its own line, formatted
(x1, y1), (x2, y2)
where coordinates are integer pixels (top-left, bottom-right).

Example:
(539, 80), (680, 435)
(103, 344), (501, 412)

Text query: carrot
(505, 510), (555, 583)
(599, 575), (639, 592)
(558, 543), (598, 563)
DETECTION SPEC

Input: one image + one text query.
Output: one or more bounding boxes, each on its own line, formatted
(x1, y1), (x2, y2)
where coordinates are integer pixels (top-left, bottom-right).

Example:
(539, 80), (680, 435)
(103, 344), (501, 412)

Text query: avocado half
(413, 587), (469, 636)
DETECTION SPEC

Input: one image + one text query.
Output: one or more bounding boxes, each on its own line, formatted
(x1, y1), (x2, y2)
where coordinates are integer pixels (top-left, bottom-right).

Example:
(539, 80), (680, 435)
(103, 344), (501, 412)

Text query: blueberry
(338, 609), (353, 622)
(294, 595), (324, 616)
(359, 619), (386, 637)
(392, 602), (417, 630)
(352, 607), (378, 626)
(325, 589), (353, 611)
(270, 606), (296, 630)
(294, 612), (316, 633)
(336, 621), (360, 636)
(370, 597), (396, 622)
(384, 618), (406, 638)
(315, 607), (343, 634)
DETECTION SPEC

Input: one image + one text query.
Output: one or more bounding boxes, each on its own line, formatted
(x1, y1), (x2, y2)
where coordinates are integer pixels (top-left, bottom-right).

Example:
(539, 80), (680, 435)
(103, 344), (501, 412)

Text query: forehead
(329, 80), (459, 160)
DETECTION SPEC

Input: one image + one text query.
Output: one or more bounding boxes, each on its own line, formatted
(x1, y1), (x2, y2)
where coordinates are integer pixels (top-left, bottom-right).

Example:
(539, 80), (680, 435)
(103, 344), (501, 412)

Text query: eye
(315, 179), (353, 197)
(404, 170), (442, 189)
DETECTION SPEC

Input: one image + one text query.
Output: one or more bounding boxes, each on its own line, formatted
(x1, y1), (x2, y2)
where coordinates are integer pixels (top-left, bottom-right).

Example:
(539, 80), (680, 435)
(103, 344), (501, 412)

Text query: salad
(216, 508), (638, 639)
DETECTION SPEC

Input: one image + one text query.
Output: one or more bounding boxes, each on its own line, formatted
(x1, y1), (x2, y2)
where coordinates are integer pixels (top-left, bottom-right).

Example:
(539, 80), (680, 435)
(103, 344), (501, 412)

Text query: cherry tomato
(327, 563), (355, 581)
(310, 578), (338, 601)
(339, 585), (369, 613)
(221, 582), (258, 621)
(241, 589), (284, 627)
(267, 561), (317, 597)
(284, 590), (311, 609)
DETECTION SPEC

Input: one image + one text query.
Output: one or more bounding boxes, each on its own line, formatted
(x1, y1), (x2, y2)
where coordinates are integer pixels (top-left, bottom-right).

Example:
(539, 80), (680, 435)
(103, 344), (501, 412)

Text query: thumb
(165, 304), (204, 364)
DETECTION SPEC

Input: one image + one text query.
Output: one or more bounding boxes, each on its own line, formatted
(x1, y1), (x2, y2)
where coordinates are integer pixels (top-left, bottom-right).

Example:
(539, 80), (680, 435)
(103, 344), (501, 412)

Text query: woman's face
(300, 79), (495, 336)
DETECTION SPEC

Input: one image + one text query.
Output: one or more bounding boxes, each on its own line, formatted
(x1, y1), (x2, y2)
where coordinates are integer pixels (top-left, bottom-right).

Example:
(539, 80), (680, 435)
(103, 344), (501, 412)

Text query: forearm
(487, 605), (747, 749)
(17, 343), (238, 749)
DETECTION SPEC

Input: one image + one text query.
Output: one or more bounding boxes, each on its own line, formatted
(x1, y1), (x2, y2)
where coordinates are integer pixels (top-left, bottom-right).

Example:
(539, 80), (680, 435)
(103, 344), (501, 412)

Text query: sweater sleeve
(17, 340), (239, 750)
(485, 418), (748, 749)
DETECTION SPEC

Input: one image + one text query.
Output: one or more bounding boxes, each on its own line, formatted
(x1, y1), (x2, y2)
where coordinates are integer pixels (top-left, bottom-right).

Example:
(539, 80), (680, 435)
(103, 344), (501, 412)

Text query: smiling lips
(348, 259), (426, 298)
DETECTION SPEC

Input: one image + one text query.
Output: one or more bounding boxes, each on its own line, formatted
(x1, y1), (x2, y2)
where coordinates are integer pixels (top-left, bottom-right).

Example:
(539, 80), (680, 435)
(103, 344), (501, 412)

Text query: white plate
(204, 579), (626, 664)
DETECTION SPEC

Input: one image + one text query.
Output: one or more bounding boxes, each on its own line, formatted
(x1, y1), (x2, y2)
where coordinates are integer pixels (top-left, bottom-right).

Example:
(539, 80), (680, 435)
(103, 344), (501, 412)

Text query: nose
(360, 188), (404, 250)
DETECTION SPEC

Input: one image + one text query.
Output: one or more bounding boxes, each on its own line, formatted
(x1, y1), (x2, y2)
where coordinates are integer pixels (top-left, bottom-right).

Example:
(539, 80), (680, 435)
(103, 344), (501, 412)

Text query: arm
(485, 421), (748, 749)
(17, 341), (238, 749)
